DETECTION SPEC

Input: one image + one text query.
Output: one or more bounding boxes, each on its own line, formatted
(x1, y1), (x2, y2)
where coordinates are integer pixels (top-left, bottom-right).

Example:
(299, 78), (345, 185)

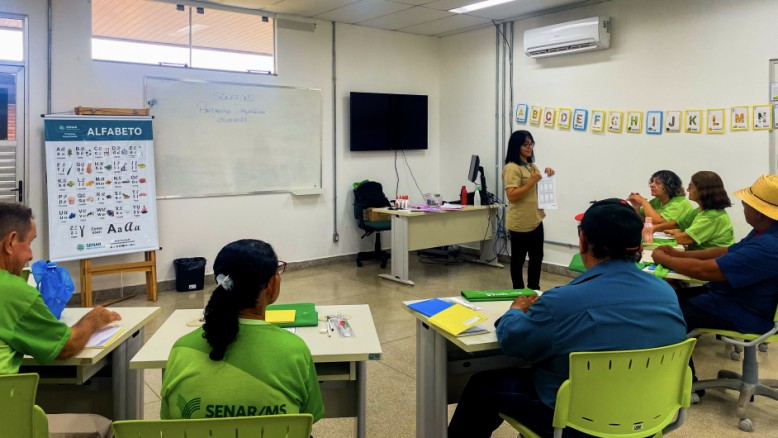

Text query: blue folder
(407, 298), (453, 317)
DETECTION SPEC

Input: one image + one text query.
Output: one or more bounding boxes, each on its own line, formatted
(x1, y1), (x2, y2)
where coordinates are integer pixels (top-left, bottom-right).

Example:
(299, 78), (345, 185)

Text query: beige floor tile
(143, 400), (161, 421)
(376, 336), (417, 379)
(144, 369), (162, 400)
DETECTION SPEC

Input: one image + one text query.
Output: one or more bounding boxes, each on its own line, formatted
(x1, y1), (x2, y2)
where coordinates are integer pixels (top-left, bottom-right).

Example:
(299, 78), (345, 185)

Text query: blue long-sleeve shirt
(496, 259), (687, 407)
(688, 222), (778, 334)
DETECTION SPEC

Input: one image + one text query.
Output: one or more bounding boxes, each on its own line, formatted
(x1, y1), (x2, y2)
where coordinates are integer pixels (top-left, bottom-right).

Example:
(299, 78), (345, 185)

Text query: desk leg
(378, 215), (414, 285)
(356, 361), (367, 438)
(112, 327), (145, 420)
(416, 320), (447, 438)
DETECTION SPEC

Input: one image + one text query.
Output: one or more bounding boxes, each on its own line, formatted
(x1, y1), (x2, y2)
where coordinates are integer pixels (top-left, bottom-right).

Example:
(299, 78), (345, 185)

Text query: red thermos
(460, 185), (468, 205)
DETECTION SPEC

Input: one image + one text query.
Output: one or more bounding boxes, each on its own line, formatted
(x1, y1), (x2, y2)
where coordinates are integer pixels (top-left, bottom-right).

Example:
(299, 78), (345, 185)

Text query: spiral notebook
(266, 303), (318, 327)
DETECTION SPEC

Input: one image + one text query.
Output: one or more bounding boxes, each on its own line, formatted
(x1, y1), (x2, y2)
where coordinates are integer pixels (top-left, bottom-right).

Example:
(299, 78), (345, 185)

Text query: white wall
(335, 23), (441, 220)
(440, 0), (778, 267)
(439, 26), (497, 201)
(4, 0), (440, 290)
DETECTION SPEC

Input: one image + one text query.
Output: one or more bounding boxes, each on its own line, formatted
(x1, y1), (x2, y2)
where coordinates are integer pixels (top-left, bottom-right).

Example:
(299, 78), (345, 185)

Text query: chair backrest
(553, 338), (696, 437)
(0, 373), (48, 438)
(112, 414), (313, 438)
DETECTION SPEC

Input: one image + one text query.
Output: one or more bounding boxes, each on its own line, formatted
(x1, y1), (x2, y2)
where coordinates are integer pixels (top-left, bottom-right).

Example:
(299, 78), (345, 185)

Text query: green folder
(266, 302), (318, 327)
(649, 238), (677, 247)
(461, 289), (537, 302)
(568, 253), (586, 273)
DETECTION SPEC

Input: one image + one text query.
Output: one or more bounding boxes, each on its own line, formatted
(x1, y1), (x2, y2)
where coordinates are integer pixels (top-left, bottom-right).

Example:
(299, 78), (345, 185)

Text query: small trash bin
(173, 257), (207, 292)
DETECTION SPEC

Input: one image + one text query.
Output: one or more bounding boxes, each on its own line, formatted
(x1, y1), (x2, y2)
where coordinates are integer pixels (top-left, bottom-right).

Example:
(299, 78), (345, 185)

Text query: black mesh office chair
(353, 181), (391, 268)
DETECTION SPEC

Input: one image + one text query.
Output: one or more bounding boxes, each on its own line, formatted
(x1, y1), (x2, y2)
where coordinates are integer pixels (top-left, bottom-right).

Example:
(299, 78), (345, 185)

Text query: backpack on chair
(353, 180), (391, 209)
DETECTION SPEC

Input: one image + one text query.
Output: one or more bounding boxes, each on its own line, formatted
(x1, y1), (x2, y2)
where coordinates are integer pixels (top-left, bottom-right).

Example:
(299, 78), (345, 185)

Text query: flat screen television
(349, 92), (428, 151)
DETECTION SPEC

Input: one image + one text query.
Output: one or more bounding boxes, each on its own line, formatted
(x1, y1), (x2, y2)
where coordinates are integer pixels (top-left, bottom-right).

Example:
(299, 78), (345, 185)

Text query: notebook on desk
(461, 289), (537, 301)
(427, 304), (487, 336)
(266, 303), (318, 327)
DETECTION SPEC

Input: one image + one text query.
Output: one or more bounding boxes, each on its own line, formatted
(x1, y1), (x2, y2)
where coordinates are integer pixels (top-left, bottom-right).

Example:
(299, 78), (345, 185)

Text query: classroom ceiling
(194, 0), (596, 37)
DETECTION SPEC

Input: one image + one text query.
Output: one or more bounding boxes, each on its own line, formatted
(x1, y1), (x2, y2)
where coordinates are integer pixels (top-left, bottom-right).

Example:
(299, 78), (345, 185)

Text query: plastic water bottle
(474, 185), (481, 206)
(643, 217), (654, 245)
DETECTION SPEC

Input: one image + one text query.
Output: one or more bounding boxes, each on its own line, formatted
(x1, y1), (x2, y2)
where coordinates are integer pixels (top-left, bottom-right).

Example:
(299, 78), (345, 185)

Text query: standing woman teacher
(503, 130), (555, 290)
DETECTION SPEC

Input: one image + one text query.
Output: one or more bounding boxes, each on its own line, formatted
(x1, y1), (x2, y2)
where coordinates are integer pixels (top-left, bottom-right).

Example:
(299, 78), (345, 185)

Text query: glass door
(0, 65), (24, 202)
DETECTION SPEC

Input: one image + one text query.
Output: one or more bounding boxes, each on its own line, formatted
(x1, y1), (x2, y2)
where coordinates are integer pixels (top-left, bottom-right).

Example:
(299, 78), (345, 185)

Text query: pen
(326, 317), (333, 338)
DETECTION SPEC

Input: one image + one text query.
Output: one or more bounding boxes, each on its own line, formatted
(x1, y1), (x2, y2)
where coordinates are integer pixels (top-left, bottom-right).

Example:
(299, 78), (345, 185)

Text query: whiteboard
(145, 77), (322, 198)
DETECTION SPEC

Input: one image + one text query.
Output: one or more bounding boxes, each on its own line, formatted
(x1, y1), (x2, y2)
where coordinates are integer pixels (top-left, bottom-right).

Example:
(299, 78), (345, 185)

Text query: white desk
(130, 305), (382, 438)
(639, 247), (706, 282)
(373, 205), (503, 285)
(21, 306), (160, 420)
(403, 300), (528, 438)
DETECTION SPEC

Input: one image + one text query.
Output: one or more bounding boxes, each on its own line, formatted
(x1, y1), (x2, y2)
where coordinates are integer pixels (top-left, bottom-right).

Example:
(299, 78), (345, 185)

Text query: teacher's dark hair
(203, 239), (278, 361)
(0, 202), (34, 239)
(651, 170), (685, 198)
(691, 171), (732, 211)
(505, 130), (535, 165)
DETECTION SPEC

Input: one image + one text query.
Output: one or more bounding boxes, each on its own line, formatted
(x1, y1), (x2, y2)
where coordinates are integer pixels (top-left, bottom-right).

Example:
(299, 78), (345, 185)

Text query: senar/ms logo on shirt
(206, 403), (288, 418)
(177, 394), (288, 418)
(177, 395), (202, 419)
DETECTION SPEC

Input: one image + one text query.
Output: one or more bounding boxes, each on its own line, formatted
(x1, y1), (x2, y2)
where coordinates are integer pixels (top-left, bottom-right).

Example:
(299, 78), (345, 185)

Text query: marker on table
(326, 317), (334, 338)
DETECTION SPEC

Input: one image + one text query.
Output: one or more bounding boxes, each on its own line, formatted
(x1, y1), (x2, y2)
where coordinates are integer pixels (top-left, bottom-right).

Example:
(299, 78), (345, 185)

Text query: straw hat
(734, 174), (778, 221)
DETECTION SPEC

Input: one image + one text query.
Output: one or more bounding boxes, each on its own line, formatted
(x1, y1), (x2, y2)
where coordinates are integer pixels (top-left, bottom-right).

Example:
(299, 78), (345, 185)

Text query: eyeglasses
(277, 261), (287, 275)
(522, 142), (535, 148)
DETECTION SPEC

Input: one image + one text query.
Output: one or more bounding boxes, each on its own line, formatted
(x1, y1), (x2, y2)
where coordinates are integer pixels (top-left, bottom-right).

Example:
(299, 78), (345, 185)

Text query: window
(0, 17), (24, 62)
(91, 0), (275, 74)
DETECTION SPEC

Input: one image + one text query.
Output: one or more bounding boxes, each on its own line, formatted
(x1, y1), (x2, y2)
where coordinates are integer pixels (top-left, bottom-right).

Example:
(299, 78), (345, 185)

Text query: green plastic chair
(500, 338), (696, 438)
(688, 306), (778, 432)
(0, 373), (49, 438)
(112, 413), (313, 438)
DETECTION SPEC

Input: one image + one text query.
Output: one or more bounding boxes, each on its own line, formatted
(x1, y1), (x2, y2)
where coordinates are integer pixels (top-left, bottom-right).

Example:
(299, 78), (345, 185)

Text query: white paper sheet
(537, 175), (557, 209)
(85, 325), (124, 348)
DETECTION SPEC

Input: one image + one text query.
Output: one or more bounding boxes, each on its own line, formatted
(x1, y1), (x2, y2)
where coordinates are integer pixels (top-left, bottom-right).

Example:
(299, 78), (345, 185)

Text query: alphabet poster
(44, 116), (159, 262)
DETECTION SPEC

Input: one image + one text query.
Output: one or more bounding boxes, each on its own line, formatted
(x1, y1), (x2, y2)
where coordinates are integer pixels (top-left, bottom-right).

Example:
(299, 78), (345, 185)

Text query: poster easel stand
(79, 250), (158, 307)
(68, 107), (156, 307)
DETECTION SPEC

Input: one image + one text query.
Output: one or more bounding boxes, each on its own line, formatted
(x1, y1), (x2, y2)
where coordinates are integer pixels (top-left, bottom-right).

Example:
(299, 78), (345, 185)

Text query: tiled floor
(112, 255), (778, 437)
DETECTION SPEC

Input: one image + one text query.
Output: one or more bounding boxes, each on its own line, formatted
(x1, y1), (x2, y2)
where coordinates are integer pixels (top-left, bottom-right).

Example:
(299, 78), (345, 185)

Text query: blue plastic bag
(31, 260), (75, 320)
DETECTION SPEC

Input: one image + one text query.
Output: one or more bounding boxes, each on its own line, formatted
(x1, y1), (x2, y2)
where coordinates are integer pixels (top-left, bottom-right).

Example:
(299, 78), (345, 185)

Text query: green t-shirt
(643, 196), (695, 222)
(676, 208), (735, 250)
(160, 319), (324, 422)
(0, 270), (71, 374)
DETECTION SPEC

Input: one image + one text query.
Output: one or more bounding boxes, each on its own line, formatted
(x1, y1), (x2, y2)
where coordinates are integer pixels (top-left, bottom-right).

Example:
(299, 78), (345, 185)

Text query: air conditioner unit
(524, 16), (610, 58)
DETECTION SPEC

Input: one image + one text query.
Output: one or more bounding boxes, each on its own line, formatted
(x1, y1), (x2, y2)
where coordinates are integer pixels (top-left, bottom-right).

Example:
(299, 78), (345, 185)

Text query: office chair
(499, 339), (696, 438)
(113, 414), (313, 438)
(688, 306), (778, 432)
(353, 181), (391, 268)
(0, 373), (49, 438)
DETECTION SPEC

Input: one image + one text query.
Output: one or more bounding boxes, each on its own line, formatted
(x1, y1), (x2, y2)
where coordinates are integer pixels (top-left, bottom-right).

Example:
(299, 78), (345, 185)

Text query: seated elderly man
(448, 198), (687, 438)
(0, 202), (121, 437)
(652, 174), (778, 336)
